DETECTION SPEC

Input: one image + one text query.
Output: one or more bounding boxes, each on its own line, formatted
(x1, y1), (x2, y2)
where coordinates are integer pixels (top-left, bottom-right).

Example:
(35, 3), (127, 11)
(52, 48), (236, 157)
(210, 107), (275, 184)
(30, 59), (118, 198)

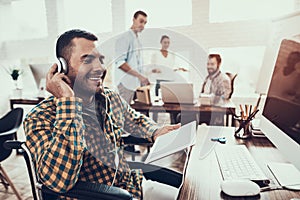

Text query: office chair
(4, 140), (183, 200)
(122, 135), (152, 161)
(4, 141), (133, 200)
(225, 72), (238, 99)
(0, 107), (23, 200)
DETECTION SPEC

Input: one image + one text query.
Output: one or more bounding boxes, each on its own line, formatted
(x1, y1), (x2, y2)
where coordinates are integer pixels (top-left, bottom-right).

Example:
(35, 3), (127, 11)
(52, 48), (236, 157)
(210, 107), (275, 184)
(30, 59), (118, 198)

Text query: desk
(131, 100), (236, 126)
(177, 125), (300, 200)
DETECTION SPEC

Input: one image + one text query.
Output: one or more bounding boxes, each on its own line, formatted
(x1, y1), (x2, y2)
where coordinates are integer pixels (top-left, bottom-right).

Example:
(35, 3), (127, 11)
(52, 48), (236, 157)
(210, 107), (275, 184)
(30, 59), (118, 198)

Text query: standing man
(201, 54), (231, 100)
(115, 10), (150, 103)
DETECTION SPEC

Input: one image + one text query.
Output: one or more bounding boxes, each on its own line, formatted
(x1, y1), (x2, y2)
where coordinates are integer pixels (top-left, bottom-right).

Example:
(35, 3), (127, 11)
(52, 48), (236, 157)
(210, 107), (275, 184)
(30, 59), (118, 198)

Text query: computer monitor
(260, 38), (300, 171)
(29, 64), (50, 97)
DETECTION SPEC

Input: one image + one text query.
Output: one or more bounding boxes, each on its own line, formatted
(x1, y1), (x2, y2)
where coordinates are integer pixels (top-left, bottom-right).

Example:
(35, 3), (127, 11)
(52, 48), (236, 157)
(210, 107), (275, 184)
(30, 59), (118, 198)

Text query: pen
(248, 109), (259, 121)
(249, 105), (252, 116)
(254, 94), (262, 112)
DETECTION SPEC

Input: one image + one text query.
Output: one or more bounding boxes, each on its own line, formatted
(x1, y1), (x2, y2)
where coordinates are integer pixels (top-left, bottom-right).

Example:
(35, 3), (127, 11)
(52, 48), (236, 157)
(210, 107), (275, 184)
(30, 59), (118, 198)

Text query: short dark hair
(133, 10), (147, 19)
(56, 29), (98, 63)
(160, 35), (170, 43)
(208, 54), (222, 65)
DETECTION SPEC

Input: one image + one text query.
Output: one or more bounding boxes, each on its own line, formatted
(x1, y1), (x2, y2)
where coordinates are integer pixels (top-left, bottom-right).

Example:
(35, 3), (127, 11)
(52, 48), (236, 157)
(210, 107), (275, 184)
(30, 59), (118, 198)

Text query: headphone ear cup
(58, 57), (68, 74)
(56, 59), (62, 73)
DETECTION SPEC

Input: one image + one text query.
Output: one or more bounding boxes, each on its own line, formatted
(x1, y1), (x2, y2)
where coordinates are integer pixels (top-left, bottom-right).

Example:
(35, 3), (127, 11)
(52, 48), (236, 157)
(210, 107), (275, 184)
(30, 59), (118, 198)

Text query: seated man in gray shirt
(201, 54), (231, 101)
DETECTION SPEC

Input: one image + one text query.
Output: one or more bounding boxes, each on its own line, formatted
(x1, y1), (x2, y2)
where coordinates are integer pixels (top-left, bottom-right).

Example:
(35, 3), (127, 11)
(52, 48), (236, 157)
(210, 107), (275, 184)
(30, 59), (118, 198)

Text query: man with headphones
(23, 29), (181, 200)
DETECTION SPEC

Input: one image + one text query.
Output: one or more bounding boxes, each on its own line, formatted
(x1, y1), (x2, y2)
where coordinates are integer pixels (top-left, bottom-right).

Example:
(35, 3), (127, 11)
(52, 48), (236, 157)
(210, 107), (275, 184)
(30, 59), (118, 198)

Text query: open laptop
(160, 82), (197, 104)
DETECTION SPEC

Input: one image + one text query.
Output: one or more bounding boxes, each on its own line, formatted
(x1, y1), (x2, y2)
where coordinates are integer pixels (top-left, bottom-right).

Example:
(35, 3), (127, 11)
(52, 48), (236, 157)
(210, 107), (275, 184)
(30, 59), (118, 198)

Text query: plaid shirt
(24, 89), (159, 199)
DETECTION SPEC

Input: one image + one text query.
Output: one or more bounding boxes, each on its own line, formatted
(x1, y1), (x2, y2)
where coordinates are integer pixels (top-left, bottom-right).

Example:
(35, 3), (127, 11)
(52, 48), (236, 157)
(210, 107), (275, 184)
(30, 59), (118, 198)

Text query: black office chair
(0, 108), (23, 200)
(4, 141), (133, 200)
(122, 135), (152, 161)
(4, 140), (183, 200)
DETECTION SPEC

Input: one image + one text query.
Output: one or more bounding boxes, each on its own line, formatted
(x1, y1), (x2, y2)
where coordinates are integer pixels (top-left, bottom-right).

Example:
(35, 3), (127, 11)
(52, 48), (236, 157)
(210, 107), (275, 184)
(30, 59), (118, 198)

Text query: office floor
(0, 154), (33, 200)
(0, 112), (173, 199)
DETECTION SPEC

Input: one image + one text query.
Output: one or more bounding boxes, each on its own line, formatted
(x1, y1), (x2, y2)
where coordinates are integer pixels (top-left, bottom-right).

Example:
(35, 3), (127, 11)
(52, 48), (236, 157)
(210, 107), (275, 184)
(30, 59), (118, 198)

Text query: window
(62, 0), (112, 33)
(209, 46), (266, 96)
(0, 0), (47, 41)
(125, 0), (192, 28)
(210, 0), (295, 23)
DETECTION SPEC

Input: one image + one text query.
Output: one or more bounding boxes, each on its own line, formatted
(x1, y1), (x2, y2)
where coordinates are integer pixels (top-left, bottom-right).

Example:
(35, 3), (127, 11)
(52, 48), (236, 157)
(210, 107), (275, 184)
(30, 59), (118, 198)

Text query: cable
(103, 92), (119, 187)
(260, 183), (300, 192)
(260, 185), (284, 192)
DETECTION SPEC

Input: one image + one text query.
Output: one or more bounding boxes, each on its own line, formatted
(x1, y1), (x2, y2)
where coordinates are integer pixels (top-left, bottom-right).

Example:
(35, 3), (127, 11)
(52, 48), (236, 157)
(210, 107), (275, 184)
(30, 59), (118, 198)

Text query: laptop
(160, 82), (197, 104)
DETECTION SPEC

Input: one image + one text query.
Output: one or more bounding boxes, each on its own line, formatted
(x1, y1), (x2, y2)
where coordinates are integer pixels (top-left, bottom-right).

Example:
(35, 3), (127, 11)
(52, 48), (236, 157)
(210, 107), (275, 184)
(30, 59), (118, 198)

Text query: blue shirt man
(115, 10), (150, 103)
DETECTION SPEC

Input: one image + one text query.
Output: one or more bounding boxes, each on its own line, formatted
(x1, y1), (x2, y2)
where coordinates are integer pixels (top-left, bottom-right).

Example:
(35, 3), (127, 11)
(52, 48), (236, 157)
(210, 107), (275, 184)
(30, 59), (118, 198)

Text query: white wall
(256, 11), (300, 94)
(0, 0), (291, 116)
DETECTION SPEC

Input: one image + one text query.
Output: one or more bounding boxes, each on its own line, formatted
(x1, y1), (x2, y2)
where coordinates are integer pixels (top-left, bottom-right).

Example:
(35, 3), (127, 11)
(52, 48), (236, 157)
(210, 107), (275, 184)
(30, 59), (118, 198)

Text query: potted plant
(6, 67), (23, 98)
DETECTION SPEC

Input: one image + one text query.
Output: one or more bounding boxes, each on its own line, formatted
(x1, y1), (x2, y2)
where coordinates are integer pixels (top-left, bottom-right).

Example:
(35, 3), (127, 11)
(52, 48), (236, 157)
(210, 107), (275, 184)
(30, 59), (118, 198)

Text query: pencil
(239, 104), (245, 119)
(240, 111), (245, 120)
(239, 104), (244, 112)
(245, 105), (249, 118)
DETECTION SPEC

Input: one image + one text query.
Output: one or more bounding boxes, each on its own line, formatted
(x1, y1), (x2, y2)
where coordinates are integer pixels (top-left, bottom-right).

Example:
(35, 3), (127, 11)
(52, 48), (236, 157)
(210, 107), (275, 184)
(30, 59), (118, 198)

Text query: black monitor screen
(263, 38), (300, 144)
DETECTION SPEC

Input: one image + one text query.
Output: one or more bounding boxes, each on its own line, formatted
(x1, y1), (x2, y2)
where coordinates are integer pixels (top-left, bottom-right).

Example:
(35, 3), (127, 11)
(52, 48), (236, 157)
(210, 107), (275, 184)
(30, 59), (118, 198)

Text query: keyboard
(215, 145), (270, 182)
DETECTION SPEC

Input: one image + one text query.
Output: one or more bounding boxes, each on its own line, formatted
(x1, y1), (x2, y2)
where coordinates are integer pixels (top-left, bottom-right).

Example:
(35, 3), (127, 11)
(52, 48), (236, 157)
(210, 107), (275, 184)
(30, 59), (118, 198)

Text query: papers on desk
(199, 93), (212, 105)
(144, 121), (197, 164)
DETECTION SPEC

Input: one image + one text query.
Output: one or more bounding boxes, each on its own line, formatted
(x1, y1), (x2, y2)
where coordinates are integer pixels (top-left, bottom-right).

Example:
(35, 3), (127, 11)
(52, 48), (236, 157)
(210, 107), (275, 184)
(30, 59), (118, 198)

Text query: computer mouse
(220, 179), (260, 197)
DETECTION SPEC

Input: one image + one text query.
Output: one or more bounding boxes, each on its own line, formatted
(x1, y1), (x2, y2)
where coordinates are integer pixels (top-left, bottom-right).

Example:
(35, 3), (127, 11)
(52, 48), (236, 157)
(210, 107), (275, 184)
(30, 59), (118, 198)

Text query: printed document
(144, 121), (197, 164)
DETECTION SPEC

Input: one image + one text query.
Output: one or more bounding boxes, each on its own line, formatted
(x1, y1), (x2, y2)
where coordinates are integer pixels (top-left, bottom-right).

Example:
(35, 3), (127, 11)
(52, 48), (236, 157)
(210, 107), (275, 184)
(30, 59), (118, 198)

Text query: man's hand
(153, 123), (181, 141)
(174, 67), (188, 72)
(138, 75), (150, 86)
(46, 64), (74, 98)
(119, 63), (150, 86)
(152, 68), (162, 73)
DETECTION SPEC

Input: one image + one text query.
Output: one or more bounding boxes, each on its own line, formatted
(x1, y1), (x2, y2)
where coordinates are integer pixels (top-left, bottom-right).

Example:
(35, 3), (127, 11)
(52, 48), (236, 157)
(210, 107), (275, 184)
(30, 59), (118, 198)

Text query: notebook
(144, 121), (197, 164)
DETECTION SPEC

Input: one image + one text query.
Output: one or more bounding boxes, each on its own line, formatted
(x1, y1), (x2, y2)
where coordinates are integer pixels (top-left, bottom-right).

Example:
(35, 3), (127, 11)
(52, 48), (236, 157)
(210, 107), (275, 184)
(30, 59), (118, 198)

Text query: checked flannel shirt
(24, 89), (159, 199)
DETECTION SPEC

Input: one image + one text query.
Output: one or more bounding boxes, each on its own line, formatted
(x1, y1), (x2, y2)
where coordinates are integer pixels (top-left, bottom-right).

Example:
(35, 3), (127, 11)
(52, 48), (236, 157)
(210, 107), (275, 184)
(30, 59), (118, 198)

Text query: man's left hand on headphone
(152, 123), (181, 141)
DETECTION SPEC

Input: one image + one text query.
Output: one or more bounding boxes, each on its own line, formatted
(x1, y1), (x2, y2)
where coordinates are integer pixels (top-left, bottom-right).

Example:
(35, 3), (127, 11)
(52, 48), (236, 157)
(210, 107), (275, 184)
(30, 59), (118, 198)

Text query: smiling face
(132, 14), (147, 33)
(207, 57), (220, 75)
(67, 38), (106, 96)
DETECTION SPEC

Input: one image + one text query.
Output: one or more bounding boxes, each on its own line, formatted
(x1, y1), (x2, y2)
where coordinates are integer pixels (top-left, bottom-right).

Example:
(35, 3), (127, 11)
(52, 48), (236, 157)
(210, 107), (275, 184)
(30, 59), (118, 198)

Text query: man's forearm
(119, 63), (143, 79)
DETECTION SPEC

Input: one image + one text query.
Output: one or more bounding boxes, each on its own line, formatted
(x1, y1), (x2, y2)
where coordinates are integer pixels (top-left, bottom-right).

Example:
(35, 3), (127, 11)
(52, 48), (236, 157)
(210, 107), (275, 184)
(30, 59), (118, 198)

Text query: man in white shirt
(115, 10), (150, 103)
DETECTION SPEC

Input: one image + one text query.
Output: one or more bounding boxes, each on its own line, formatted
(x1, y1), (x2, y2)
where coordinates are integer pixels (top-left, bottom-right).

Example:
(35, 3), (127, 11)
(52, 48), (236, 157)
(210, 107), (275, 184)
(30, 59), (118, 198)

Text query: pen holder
(234, 119), (252, 139)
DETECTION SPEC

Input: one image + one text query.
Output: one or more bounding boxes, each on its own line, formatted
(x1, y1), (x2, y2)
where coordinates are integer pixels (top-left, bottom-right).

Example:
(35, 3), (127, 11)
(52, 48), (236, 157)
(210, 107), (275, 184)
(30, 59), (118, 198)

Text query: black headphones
(56, 57), (68, 74)
(55, 36), (106, 77)
(55, 35), (69, 74)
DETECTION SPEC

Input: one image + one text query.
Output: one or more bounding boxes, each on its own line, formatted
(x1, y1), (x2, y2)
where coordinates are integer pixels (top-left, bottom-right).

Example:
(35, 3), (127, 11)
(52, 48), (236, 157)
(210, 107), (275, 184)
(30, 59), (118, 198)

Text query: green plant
(11, 69), (21, 80)
(5, 67), (23, 80)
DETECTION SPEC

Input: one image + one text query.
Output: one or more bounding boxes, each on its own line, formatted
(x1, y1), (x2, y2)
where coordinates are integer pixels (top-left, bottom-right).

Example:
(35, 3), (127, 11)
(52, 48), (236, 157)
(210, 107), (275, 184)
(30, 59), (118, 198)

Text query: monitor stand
(267, 162), (300, 190)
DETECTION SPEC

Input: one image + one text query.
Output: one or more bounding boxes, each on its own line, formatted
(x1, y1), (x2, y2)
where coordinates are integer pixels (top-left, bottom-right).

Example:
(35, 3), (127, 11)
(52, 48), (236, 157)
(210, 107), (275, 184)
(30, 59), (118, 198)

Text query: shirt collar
(130, 29), (139, 38)
(208, 69), (221, 80)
